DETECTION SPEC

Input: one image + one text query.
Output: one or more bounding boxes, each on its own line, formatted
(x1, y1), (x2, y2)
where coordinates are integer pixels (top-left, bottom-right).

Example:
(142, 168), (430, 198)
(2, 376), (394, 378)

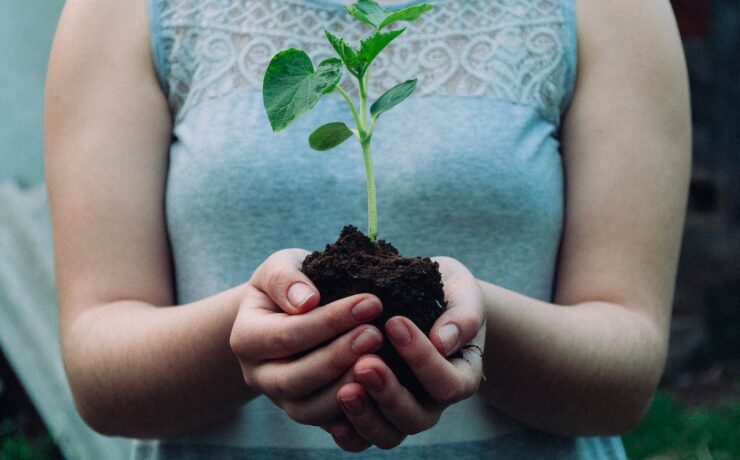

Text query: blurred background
(1, 0), (738, 458)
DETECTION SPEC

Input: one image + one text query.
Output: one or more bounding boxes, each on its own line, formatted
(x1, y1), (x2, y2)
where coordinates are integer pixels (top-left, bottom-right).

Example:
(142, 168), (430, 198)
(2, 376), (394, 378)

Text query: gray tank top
(136, 0), (628, 457)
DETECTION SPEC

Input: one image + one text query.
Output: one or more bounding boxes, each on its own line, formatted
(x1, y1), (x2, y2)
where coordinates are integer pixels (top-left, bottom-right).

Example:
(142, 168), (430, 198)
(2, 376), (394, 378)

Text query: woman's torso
(135, 0), (626, 457)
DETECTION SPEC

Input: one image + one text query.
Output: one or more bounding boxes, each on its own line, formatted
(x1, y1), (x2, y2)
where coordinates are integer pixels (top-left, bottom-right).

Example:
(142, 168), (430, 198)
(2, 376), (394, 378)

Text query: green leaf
(377, 4), (434, 30)
(324, 30), (364, 77)
(346, 0), (389, 28)
(263, 49), (343, 132)
(346, 0), (433, 30)
(370, 79), (417, 118)
(308, 122), (354, 151)
(359, 29), (405, 66)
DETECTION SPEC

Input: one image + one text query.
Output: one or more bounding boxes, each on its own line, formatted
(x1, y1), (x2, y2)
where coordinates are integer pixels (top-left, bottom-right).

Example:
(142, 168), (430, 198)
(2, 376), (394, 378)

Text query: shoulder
(566, 0), (689, 138)
(47, 0), (161, 111)
(575, 0), (685, 73)
(51, 0), (151, 69)
(57, 0), (148, 29)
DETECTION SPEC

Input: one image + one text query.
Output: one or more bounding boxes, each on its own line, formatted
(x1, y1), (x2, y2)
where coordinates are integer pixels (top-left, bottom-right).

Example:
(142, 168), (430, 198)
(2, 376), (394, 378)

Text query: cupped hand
(229, 249), (385, 426)
(330, 256), (486, 451)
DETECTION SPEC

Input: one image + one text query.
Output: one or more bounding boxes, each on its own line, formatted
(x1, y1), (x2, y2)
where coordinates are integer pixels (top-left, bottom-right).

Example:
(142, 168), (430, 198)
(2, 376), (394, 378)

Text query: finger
(323, 419), (371, 453)
(280, 369), (356, 426)
(252, 325), (383, 400)
(250, 248), (319, 314)
(386, 317), (482, 405)
(337, 383), (406, 449)
(231, 292), (382, 360)
(353, 355), (441, 435)
(430, 257), (485, 357)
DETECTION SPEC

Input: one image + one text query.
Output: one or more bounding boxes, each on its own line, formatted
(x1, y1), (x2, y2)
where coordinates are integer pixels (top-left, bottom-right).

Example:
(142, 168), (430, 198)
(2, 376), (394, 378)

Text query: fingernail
(439, 323), (460, 356)
(351, 297), (381, 322)
(386, 318), (412, 346)
(340, 395), (364, 416)
(355, 369), (384, 392)
(351, 328), (382, 354)
(287, 283), (315, 309)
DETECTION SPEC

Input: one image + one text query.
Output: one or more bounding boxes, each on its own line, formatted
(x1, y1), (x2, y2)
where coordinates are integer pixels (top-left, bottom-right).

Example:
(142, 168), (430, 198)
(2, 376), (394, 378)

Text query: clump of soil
(302, 225), (446, 400)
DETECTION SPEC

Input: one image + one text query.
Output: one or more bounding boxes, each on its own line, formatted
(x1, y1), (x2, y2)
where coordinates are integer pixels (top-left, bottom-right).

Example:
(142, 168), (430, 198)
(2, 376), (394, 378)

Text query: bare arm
(477, 0), (691, 435)
(45, 0), (256, 437)
(46, 0), (387, 439)
(326, 0), (690, 447)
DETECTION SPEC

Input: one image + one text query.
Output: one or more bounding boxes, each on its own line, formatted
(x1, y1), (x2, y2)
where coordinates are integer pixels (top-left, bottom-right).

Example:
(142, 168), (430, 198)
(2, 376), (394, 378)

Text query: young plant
(262, 0), (433, 242)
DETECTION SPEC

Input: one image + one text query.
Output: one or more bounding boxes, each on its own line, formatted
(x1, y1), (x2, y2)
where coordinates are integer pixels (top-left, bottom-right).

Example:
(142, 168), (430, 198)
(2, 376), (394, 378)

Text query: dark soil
(302, 225), (446, 400)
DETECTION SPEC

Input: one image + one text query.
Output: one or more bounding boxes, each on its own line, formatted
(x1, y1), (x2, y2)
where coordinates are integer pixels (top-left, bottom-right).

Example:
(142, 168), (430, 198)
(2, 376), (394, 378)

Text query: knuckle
(263, 266), (291, 296)
(326, 348), (351, 377)
(229, 330), (245, 357)
(229, 328), (254, 361)
(241, 368), (262, 394)
(325, 306), (351, 337)
(460, 314), (483, 339)
(243, 372), (261, 394)
(253, 366), (286, 400)
(465, 299), (484, 322)
(267, 371), (292, 401)
(405, 346), (434, 371)
(250, 258), (271, 285)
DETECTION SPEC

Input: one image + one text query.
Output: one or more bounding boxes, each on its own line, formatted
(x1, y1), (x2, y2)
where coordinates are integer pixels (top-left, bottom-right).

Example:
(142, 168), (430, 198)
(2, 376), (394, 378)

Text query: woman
(45, 0), (690, 457)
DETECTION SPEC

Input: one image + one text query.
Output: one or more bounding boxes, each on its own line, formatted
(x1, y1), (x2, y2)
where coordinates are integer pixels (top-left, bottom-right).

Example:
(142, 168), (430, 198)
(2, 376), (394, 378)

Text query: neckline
(308, 0), (449, 11)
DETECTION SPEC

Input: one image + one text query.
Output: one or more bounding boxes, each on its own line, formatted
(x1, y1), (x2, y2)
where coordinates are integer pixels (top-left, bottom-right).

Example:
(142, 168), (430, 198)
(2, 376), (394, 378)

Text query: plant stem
(335, 85), (362, 136)
(357, 70), (377, 241)
(330, 76), (379, 240)
(361, 138), (378, 242)
(359, 77), (368, 129)
(369, 115), (378, 137)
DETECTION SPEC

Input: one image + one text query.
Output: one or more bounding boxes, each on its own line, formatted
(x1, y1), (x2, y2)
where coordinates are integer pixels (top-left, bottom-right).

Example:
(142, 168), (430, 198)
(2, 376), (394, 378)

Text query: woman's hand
(229, 249), (385, 426)
(329, 257), (486, 451)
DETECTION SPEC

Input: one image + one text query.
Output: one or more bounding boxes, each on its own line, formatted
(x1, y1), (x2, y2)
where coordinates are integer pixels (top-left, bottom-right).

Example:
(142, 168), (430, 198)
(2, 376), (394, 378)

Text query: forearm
(477, 280), (667, 436)
(61, 283), (255, 438)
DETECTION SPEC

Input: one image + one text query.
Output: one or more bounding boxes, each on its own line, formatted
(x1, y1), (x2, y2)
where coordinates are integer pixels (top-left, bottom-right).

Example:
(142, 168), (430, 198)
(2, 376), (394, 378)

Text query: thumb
(430, 257), (485, 357)
(250, 248), (320, 314)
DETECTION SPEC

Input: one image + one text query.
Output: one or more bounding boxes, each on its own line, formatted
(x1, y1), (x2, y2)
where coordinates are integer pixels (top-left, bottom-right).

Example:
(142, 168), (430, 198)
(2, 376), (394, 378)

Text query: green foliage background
(623, 390), (740, 459)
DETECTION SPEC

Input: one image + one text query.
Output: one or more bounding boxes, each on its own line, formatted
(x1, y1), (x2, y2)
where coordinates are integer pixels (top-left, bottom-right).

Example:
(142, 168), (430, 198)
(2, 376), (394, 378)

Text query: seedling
(263, 0), (433, 242)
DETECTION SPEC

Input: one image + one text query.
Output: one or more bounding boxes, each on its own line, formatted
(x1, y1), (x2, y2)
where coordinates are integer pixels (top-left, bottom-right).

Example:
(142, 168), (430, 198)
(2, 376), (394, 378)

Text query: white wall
(0, 0), (65, 186)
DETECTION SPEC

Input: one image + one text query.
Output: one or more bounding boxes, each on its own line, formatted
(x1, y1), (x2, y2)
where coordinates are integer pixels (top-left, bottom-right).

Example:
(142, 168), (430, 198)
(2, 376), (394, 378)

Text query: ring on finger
(461, 344), (483, 357)
(460, 344), (486, 382)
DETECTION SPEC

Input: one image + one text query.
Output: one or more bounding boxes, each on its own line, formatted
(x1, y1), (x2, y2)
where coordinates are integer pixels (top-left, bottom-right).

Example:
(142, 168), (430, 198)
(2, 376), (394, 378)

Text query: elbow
(61, 338), (129, 436)
(590, 351), (666, 435)
(66, 371), (134, 437)
(606, 374), (661, 435)
(70, 382), (169, 438)
(564, 326), (667, 436)
(550, 378), (659, 437)
(73, 392), (122, 437)
(599, 389), (655, 436)
(598, 309), (667, 435)
(63, 350), (143, 437)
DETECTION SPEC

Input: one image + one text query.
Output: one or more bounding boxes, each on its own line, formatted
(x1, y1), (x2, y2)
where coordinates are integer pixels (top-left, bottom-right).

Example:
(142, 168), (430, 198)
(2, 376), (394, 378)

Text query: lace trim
(155, 0), (573, 124)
